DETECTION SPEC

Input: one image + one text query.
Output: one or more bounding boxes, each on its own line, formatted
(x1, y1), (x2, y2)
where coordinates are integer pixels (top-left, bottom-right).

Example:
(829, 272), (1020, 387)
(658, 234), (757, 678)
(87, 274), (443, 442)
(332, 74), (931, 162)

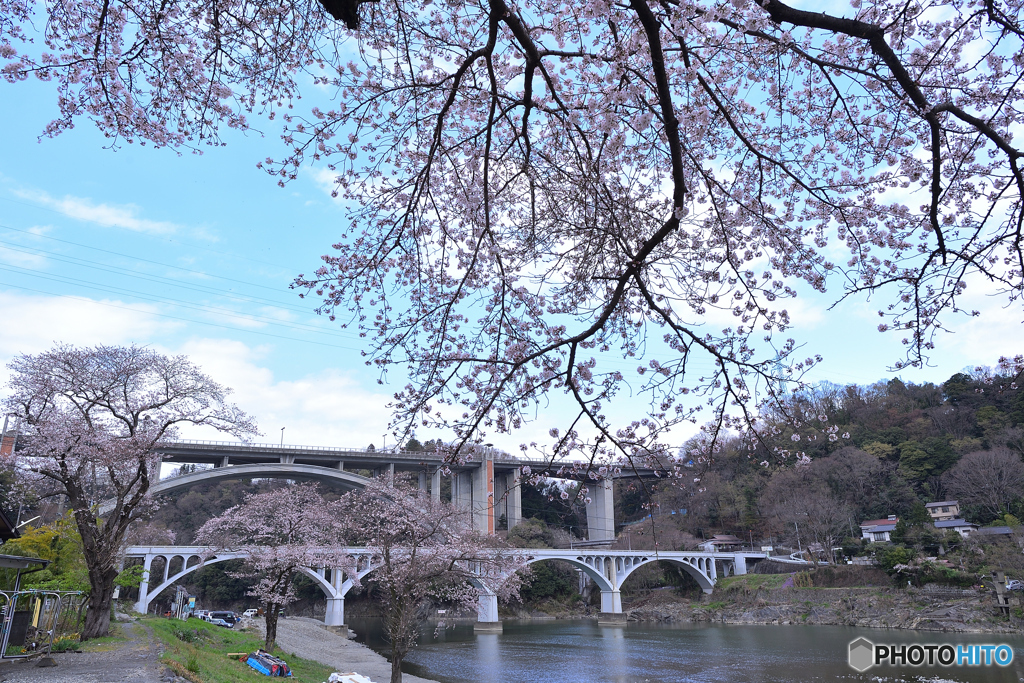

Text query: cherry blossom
(3, 0), (1022, 473)
(3, 344), (257, 639)
(196, 483), (348, 651)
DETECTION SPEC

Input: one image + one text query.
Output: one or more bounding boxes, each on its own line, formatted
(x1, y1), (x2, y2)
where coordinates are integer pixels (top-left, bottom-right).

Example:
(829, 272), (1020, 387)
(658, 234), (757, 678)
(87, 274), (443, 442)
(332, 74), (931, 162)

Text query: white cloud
(0, 290), (178, 361)
(12, 188), (181, 235)
(0, 290), (391, 450)
(170, 338), (393, 448)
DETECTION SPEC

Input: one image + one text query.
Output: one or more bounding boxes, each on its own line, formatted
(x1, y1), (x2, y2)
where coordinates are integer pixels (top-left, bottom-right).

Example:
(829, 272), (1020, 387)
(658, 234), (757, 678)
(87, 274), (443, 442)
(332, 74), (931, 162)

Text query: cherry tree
(337, 479), (524, 683)
(2, 344), (257, 639)
(195, 483), (349, 651)
(3, 1), (1023, 467)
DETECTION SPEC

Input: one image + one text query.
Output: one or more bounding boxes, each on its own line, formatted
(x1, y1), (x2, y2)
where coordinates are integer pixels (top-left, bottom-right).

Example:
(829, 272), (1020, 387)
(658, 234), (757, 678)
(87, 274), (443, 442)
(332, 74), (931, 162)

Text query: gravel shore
(254, 616), (441, 683)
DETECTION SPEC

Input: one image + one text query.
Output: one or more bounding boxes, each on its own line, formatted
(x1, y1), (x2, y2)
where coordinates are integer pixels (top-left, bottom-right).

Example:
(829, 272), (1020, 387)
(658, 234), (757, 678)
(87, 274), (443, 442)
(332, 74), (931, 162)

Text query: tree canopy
(3, 0), (1023, 465)
(2, 344), (257, 638)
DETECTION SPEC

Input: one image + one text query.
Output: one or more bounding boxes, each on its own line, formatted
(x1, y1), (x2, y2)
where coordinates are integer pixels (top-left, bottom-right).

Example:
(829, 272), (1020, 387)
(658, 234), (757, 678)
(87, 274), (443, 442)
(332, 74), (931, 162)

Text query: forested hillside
(614, 365), (1024, 551)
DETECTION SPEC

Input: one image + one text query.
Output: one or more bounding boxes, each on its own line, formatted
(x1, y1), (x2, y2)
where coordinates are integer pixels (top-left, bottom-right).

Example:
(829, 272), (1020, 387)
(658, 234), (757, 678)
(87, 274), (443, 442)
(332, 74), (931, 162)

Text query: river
(348, 617), (1024, 683)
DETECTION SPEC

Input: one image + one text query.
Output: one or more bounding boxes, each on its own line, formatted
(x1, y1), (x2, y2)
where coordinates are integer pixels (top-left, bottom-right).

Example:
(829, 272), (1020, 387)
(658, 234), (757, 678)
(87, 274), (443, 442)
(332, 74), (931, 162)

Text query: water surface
(348, 617), (1024, 683)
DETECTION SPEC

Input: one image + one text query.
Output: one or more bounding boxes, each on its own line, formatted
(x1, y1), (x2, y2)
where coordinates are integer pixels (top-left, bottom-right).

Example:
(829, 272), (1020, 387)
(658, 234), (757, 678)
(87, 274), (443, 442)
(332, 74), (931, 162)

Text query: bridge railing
(161, 439), (524, 462)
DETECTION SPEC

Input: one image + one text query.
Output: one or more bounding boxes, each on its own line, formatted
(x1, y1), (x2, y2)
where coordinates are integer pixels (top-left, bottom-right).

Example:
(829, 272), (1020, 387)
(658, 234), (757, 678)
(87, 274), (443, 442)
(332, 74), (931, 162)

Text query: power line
(0, 262), (357, 340)
(0, 222), (303, 295)
(0, 279), (367, 351)
(0, 236), (320, 317)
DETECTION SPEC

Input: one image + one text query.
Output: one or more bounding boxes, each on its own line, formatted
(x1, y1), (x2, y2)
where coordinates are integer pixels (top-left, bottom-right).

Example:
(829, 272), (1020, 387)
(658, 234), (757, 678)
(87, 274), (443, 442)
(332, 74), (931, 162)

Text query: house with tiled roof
(933, 518), (978, 537)
(860, 516), (899, 542)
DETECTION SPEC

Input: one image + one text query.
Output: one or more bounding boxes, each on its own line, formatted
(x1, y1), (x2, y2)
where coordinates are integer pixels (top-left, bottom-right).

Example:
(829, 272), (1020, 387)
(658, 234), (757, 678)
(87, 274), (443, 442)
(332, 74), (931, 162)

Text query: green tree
(0, 517), (89, 592)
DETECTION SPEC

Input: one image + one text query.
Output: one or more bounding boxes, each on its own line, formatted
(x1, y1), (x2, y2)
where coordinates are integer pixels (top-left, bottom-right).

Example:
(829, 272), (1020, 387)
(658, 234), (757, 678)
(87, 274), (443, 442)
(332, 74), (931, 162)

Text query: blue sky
(0, 71), (1020, 455)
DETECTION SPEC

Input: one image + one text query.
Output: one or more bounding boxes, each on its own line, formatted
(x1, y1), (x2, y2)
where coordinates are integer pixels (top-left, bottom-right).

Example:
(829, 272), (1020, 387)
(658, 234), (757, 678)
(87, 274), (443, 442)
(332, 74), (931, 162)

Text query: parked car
(243, 608), (260, 618)
(207, 611), (237, 627)
(1006, 579), (1022, 590)
(193, 609), (209, 620)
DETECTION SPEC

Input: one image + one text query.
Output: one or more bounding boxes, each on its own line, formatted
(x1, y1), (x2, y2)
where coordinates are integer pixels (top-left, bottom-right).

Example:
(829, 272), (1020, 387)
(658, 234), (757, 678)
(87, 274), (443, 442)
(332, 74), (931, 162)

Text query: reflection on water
(348, 617), (1024, 683)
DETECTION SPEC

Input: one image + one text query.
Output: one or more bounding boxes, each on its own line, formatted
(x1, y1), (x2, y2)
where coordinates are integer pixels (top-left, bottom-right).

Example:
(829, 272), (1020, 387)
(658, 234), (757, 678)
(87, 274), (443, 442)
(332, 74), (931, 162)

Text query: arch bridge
(124, 545), (766, 628)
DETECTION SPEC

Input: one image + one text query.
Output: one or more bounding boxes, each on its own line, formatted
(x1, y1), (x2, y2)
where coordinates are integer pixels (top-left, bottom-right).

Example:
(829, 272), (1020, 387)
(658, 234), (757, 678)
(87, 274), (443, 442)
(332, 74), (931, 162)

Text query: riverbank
(252, 616), (441, 683)
(624, 583), (1022, 633)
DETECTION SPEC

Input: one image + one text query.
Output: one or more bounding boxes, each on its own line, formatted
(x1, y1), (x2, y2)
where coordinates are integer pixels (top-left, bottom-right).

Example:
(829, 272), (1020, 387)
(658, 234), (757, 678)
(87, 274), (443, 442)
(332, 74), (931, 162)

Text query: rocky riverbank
(624, 586), (1022, 634)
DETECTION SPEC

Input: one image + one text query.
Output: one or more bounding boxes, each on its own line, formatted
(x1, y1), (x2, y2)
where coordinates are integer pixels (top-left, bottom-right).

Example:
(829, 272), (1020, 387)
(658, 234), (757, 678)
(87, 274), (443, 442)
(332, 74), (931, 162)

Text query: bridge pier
(325, 597), (345, 626)
(600, 589), (622, 614)
(585, 478), (615, 543)
(431, 468), (441, 503)
(134, 554), (155, 614)
(474, 593), (502, 632)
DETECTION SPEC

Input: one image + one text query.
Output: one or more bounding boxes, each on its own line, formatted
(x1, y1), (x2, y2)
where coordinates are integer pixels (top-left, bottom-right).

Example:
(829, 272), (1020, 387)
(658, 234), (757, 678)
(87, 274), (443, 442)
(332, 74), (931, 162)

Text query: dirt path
(259, 617), (439, 683)
(0, 621), (165, 683)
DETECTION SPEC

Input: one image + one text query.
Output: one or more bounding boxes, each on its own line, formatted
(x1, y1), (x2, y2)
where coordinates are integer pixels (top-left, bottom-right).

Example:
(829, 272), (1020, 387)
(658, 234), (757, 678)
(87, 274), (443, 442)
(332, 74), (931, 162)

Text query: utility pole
(280, 427), (285, 446)
(795, 521), (802, 554)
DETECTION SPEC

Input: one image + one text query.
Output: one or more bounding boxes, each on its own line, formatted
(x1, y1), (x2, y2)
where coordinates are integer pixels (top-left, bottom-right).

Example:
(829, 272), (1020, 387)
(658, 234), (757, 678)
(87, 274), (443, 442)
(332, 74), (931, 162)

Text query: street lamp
(280, 427), (286, 446)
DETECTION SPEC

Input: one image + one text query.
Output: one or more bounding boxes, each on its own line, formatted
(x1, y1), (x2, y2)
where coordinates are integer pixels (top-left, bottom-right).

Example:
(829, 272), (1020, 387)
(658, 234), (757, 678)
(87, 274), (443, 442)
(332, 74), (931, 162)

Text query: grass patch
(716, 574), (792, 592)
(147, 617), (336, 683)
(79, 625), (130, 652)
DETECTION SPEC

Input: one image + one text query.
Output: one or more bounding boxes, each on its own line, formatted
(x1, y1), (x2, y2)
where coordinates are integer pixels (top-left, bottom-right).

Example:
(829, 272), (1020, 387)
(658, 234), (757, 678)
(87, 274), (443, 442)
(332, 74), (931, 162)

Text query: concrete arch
(520, 555), (615, 593)
(99, 463), (374, 515)
(140, 554), (341, 613)
(619, 556), (714, 594)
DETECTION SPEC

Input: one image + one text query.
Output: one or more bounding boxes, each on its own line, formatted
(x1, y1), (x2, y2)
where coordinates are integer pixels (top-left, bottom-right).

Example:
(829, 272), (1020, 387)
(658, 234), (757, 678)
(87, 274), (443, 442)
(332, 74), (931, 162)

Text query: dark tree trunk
(264, 603), (279, 651)
(82, 566), (118, 639)
(390, 649), (403, 683)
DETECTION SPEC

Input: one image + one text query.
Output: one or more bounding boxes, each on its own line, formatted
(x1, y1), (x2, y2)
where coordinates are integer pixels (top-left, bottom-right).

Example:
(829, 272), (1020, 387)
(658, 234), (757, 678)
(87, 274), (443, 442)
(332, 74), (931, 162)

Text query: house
(697, 534), (744, 551)
(925, 500), (960, 522)
(933, 518), (978, 537)
(860, 516), (899, 542)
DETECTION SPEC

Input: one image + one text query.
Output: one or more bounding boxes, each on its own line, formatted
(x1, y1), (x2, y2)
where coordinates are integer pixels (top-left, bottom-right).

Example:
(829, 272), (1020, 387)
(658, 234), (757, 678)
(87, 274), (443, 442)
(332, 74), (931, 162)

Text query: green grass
(146, 617), (336, 683)
(716, 574), (792, 591)
(78, 625), (130, 652)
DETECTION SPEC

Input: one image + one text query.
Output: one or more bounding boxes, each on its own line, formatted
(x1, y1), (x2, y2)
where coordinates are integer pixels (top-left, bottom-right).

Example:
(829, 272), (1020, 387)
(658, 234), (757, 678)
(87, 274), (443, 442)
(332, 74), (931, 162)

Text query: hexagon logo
(848, 637), (874, 672)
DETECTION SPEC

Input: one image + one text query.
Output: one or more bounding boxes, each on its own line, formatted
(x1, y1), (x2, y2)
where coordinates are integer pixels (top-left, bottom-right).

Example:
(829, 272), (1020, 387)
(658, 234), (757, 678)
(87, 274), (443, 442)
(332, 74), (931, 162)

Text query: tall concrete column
(471, 455), (494, 534)
(733, 554), (747, 575)
(387, 462), (395, 485)
(418, 470), (427, 492)
(220, 455), (230, 468)
(431, 468), (442, 503)
(586, 478), (615, 542)
(507, 469), (522, 529)
(454, 470), (473, 512)
(336, 460), (345, 471)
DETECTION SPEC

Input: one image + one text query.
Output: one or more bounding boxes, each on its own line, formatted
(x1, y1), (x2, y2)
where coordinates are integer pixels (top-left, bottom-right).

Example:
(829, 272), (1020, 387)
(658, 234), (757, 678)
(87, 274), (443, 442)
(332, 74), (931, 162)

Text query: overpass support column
(431, 468), (442, 503)
(325, 598), (345, 626)
(586, 478), (615, 543)
(418, 470), (427, 492)
(507, 469), (522, 530)
(220, 455), (229, 468)
(733, 555), (747, 575)
(471, 453), (495, 535)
